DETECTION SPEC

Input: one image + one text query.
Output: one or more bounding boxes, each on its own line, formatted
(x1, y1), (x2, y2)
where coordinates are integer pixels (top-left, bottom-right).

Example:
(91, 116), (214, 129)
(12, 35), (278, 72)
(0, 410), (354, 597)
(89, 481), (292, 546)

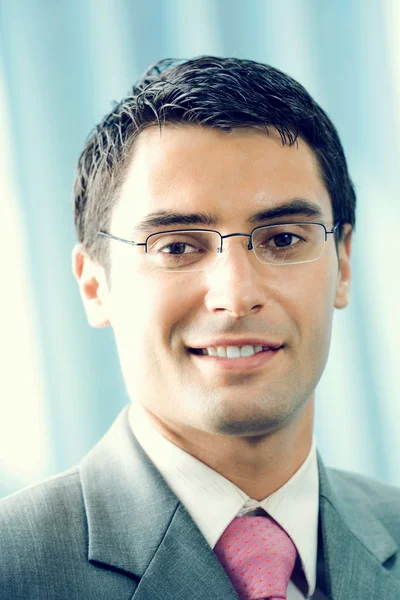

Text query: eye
(159, 242), (199, 255)
(148, 232), (213, 256)
(270, 233), (302, 248)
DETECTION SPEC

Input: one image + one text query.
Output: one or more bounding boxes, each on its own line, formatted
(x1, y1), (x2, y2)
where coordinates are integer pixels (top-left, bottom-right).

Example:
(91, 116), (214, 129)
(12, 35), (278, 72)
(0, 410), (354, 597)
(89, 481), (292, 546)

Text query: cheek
(110, 273), (198, 392)
(110, 267), (195, 347)
(284, 259), (338, 346)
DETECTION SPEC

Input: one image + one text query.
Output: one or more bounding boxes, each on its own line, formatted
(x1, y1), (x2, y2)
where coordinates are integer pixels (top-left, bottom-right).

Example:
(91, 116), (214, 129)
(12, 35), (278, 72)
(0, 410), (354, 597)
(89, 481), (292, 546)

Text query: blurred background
(0, 0), (399, 498)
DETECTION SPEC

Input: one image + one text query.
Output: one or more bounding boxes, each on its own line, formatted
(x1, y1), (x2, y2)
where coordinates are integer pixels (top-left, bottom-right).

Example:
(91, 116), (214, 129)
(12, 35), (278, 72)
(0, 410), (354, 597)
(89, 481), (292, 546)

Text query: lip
(188, 338), (283, 350)
(189, 346), (282, 372)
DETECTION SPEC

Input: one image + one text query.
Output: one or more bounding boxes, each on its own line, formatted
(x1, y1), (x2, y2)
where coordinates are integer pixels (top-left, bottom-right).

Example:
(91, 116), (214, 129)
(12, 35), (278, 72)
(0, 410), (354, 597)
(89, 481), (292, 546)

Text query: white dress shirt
(129, 402), (320, 599)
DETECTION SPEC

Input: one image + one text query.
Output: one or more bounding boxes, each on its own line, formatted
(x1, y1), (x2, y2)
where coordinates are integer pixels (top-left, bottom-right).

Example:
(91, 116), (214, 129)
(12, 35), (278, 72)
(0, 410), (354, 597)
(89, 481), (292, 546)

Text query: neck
(144, 399), (314, 501)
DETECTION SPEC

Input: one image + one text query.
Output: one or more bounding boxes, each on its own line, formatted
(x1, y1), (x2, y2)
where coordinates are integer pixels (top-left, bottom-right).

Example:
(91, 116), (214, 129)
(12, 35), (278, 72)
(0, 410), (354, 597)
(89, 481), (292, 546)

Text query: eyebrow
(132, 198), (325, 234)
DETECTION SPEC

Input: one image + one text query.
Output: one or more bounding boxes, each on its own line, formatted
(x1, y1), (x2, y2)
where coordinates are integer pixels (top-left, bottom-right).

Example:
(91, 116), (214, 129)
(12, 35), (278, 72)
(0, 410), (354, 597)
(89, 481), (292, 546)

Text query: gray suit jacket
(1, 406), (400, 599)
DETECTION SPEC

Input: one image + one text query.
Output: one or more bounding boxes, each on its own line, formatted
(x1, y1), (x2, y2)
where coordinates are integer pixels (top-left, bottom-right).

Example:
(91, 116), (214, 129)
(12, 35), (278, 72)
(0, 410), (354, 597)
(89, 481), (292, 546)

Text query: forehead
(111, 125), (332, 234)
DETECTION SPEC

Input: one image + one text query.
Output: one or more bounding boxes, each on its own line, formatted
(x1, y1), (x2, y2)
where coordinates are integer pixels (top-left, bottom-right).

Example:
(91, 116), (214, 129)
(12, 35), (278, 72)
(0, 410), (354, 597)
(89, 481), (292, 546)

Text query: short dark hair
(73, 56), (356, 283)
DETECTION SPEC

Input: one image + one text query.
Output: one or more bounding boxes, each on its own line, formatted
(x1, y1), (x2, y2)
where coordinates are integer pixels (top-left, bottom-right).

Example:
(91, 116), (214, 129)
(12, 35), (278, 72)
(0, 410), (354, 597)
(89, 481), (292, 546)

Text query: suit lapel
(132, 503), (238, 600)
(80, 407), (238, 600)
(317, 454), (400, 600)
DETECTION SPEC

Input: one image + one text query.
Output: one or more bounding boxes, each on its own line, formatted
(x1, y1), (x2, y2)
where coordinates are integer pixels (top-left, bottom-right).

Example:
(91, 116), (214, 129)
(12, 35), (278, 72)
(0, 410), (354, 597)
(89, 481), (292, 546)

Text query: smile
(190, 345), (271, 358)
(188, 345), (283, 372)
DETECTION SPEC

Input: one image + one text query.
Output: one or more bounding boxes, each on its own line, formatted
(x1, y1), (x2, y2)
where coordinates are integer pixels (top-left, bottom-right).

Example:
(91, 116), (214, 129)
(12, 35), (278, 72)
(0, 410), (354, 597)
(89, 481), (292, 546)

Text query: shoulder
(325, 466), (400, 522)
(0, 466), (85, 548)
(0, 468), (87, 594)
(0, 466), (83, 528)
(0, 465), (85, 546)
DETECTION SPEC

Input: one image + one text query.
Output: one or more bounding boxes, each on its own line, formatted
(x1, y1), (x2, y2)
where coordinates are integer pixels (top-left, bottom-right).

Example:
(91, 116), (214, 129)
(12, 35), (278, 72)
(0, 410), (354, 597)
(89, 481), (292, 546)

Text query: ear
(334, 224), (353, 309)
(72, 244), (110, 328)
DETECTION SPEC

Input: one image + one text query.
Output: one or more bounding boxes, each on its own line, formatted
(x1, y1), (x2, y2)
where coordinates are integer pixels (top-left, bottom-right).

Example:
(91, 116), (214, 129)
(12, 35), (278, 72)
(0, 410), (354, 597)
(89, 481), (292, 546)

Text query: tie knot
(214, 515), (297, 600)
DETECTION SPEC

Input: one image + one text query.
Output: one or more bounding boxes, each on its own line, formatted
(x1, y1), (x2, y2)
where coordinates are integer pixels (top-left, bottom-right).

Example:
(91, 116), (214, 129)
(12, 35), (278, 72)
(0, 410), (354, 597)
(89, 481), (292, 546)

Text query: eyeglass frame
(97, 221), (341, 268)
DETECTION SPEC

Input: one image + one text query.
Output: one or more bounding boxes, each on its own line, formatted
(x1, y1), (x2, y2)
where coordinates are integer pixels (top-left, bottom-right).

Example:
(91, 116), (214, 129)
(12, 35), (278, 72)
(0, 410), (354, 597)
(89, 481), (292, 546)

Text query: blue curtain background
(1, 0), (399, 497)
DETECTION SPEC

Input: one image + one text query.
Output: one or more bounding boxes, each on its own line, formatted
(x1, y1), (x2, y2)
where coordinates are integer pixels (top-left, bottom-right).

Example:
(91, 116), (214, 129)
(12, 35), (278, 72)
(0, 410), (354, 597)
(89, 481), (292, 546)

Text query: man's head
(72, 56), (354, 442)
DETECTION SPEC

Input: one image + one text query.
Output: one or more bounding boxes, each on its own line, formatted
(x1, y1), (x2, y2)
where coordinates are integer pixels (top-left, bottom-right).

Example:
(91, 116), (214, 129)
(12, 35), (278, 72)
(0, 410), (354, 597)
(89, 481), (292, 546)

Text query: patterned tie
(214, 515), (297, 600)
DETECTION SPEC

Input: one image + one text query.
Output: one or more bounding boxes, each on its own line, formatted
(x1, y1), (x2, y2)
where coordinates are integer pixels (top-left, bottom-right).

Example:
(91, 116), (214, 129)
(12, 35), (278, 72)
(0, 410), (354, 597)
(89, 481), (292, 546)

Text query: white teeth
(206, 347), (218, 356)
(240, 345), (256, 357)
(226, 346), (241, 358)
(204, 345), (265, 358)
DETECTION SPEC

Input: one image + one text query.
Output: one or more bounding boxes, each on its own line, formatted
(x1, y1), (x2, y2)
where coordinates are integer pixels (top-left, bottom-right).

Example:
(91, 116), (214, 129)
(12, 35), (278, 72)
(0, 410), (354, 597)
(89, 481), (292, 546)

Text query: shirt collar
(129, 402), (318, 596)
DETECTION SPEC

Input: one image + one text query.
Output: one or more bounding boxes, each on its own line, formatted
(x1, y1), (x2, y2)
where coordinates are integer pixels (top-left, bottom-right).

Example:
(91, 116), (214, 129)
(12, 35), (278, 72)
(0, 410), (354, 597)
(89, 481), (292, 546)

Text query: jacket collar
(80, 407), (400, 599)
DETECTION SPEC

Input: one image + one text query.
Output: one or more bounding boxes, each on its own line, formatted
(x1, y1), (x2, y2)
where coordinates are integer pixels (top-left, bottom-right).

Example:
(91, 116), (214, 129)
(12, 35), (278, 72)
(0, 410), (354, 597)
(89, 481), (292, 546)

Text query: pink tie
(214, 515), (297, 600)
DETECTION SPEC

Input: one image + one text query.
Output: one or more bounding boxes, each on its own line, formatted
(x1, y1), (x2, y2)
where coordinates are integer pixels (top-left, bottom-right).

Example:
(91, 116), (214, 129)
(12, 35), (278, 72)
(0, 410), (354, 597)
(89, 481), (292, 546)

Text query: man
(1, 56), (399, 600)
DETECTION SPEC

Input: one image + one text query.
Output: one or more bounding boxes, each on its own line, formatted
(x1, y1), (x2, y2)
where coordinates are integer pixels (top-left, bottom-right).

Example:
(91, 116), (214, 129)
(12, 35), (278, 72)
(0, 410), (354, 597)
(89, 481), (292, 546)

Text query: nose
(203, 238), (268, 318)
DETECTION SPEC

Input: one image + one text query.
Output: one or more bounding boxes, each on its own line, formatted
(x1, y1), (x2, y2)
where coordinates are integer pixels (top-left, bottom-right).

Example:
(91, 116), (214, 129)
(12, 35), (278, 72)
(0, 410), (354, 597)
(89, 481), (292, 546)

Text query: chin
(204, 409), (288, 437)
(215, 422), (280, 437)
(200, 391), (304, 437)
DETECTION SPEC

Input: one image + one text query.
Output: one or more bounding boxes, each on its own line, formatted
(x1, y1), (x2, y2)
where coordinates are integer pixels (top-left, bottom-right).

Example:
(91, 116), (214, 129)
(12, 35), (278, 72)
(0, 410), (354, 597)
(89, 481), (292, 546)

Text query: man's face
(75, 125), (351, 439)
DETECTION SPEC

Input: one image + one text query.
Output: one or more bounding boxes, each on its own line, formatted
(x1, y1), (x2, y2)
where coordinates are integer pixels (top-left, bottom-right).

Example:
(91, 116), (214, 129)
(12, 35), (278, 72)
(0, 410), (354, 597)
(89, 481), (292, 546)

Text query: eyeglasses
(97, 222), (341, 272)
